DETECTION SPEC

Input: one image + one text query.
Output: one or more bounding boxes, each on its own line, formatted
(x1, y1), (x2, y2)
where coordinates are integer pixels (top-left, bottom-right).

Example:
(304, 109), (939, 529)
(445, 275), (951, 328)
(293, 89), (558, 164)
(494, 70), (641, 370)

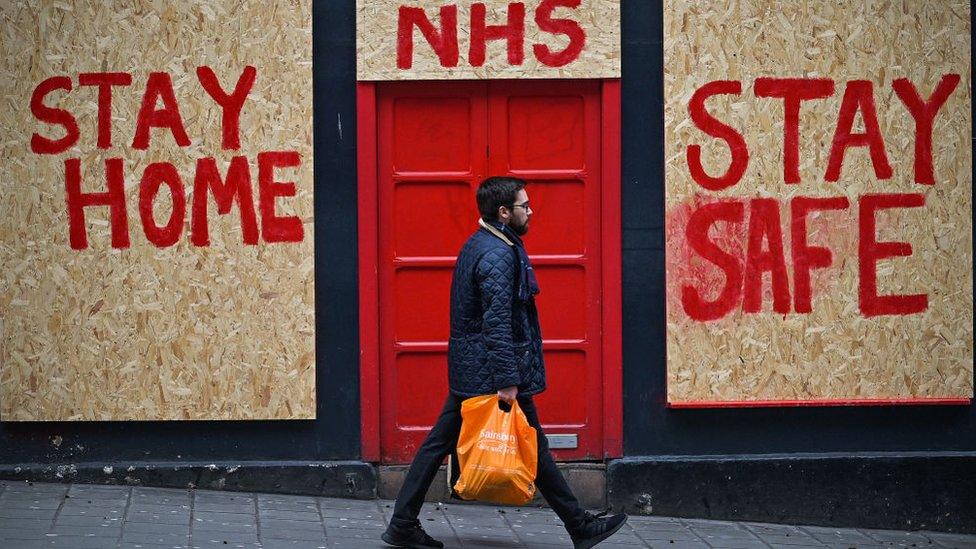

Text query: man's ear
(497, 206), (510, 221)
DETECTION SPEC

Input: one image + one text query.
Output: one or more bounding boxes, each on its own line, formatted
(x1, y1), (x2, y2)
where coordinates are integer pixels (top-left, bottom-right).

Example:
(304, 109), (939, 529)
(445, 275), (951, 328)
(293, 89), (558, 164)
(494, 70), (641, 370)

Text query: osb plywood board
(0, 0), (315, 420)
(664, 1), (973, 403)
(357, 0), (620, 80)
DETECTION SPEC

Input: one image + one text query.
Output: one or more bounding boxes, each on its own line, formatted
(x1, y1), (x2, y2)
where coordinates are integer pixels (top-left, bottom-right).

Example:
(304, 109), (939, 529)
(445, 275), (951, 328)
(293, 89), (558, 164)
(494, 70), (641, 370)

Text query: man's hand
(497, 385), (518, 403)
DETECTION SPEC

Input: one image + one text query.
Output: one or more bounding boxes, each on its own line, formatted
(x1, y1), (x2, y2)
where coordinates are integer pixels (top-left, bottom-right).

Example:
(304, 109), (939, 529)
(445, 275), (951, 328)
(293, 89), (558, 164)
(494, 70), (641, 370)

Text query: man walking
(382, 177), (628, 549)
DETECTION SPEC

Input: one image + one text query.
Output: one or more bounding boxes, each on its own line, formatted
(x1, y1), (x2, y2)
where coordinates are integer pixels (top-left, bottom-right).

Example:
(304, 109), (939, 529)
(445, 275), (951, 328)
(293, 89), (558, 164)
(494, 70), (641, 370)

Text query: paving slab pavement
(0, 481), (972, 548)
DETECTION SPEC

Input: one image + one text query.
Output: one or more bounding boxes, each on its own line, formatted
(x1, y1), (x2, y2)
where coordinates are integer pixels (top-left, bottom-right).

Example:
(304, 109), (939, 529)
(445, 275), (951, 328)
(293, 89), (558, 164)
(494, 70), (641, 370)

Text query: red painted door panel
(377, 80), (602, 463)
(488, 80), (603, 462)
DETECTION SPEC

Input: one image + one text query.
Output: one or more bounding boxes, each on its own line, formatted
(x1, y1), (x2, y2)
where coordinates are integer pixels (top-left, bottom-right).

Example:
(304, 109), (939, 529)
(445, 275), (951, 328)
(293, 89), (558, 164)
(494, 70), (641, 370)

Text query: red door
(376, 80), (603, 463)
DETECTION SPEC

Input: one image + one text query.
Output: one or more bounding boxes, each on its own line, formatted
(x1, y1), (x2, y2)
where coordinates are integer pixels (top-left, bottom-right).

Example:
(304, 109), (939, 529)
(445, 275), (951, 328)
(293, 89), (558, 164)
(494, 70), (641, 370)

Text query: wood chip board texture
(357, 0), (621, 80)
(0, 1), (315, 420)
(664, 1), (973, 403)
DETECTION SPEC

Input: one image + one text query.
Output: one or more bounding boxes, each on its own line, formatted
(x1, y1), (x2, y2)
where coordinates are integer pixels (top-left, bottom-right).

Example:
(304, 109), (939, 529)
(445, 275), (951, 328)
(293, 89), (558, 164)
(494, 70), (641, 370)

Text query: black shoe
(569, 510), (629, 549)
(381, 523), (445, 549)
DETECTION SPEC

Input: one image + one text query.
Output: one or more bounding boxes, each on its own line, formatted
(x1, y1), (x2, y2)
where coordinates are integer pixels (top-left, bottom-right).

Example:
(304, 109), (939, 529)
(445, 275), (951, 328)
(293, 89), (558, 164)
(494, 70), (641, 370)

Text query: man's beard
(510, 219), (529, 236)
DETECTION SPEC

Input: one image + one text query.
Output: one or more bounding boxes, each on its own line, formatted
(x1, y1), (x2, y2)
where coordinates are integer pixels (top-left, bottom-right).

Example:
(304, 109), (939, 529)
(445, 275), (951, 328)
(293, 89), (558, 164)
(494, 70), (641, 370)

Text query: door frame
(356, 79), (622, 462)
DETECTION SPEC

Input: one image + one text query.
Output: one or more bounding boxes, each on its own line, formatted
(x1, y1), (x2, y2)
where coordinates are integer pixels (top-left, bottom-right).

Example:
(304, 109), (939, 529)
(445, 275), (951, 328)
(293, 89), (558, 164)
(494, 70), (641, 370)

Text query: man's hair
(476, 176), (526, 222)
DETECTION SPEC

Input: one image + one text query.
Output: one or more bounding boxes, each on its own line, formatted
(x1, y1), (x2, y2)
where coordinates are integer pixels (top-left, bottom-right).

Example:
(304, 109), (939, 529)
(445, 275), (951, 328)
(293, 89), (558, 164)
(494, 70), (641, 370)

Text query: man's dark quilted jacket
(447, 226), (546, 397)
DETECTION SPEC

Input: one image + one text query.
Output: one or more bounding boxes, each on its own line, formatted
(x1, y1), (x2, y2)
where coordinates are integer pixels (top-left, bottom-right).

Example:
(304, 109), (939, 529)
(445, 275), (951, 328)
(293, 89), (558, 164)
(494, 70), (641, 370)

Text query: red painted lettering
(64, 158), (130, 250)
(686, 80), (749, 191)
(858, 193), (927, 316)
(132, 72), (191, 150)
(78, 72), (133, 149)
(469, 2), (525, 66)
(397, 5), (460, 69)
(196, 66), (257, 150)
(743, 198), (791, 314)
(754, 77), (834, 184)
(30, 76), (79, 155)
(533, 0), (585, 67)
(790, 196), (849, 313)
(681, 200), (745, 321)
(825, 80), (892, 182)
(257, 151), (304, 243)
(138, 162), (186, 248)
(892, 73), (961, 185)
(191, 156), (259, 246)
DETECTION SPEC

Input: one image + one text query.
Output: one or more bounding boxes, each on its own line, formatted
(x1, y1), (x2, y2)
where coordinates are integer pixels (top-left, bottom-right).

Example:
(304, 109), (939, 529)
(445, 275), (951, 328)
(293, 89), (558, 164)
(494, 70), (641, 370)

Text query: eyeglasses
(511, 202), (531, 211)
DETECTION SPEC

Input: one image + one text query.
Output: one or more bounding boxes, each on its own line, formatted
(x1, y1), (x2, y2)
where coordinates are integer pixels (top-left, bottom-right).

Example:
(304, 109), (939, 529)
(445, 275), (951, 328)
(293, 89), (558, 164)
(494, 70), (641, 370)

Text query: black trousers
(390, 393), (587, 531)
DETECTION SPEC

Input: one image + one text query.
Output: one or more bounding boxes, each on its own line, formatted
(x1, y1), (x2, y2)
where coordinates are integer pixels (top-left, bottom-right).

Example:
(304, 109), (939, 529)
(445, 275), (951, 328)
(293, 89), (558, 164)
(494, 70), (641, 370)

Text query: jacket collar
(478, 218), (514, 246)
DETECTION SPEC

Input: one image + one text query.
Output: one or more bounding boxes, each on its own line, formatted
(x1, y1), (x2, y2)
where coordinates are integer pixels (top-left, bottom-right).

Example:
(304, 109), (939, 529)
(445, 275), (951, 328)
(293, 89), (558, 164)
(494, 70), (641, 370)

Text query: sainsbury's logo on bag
(477, 429), (519, 456)
(479, 430), (516, 443)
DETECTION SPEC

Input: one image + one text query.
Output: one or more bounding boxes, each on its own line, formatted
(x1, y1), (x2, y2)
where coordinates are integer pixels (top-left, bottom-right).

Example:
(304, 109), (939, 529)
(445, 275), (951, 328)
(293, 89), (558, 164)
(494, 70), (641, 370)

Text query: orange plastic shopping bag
(453, 395), (538, 505)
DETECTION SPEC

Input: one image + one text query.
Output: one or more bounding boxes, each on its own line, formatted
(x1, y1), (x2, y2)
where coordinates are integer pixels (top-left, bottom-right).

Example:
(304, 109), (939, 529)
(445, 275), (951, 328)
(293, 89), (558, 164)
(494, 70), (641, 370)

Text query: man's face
(507, 189), (532, 236)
